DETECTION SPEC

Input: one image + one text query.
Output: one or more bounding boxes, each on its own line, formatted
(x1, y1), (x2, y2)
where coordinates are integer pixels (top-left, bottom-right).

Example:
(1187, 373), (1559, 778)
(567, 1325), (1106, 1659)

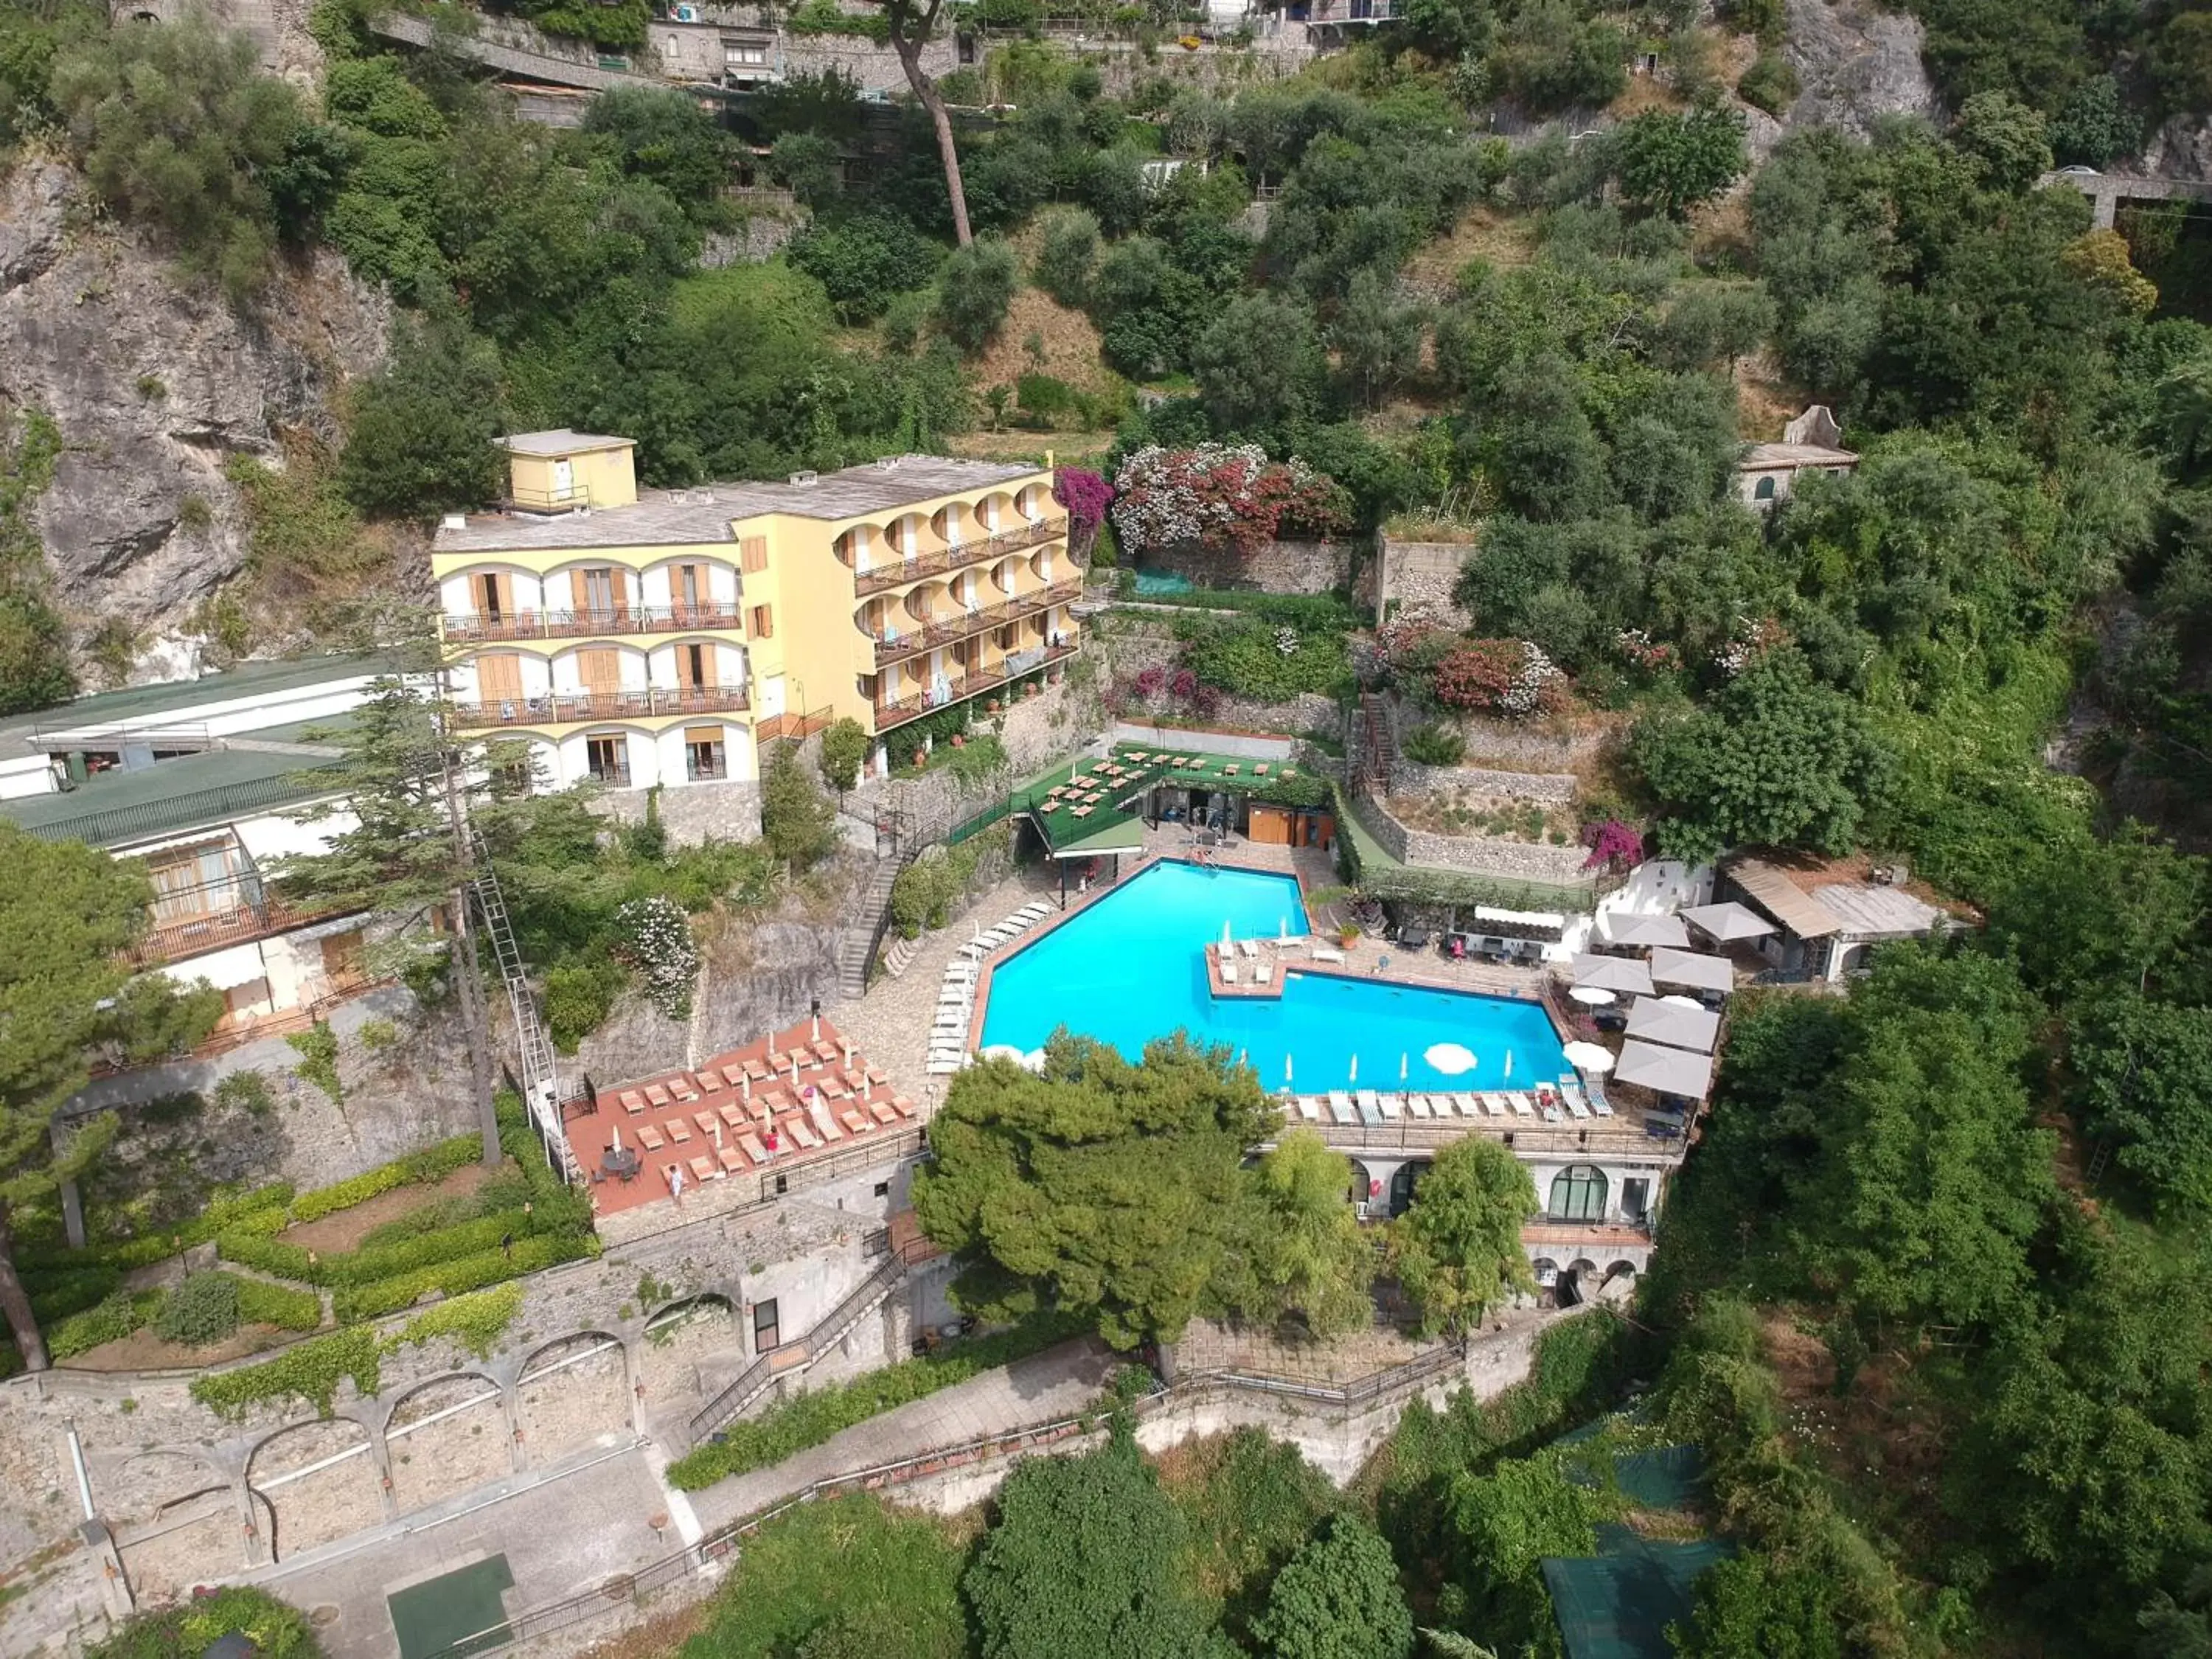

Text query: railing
(441, 602), (745, 643)
(869, 580), (1082, 668)
(757, 706), (835, 744)
(448, 684), (751, 728)
(1290, 1111), (1681, 1158)
(125, 888), (352, 969)
(507, 482), (591, 512)
(850, 516), (1068, 597)
(874, 643), (1078, 733)
(13, 765), (348, 849)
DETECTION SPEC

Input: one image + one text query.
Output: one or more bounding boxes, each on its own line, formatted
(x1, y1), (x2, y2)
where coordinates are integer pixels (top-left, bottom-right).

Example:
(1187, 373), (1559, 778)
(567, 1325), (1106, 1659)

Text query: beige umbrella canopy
(1681, 901), (1778, 943)
(1571, 953), (1655, 996)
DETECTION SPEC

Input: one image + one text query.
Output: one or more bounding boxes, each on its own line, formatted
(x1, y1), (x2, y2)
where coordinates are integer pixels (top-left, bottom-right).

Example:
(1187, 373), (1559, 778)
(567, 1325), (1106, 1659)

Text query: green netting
(1541, 1534), (1732, 1659)
(1614, 1444), (1708, 1510)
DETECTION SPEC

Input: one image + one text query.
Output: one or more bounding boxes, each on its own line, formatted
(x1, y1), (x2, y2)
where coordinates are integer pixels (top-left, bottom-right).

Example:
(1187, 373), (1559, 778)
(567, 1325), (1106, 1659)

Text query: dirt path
(63, 1322), (287, 1372)
(280, 1161), (509, 1254)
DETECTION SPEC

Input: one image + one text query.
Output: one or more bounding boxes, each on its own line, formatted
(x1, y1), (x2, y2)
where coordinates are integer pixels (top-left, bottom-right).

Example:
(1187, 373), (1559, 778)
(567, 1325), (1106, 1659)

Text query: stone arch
(104, 1448), (229, 1531)
(1388, 1158), (1430, 1219)
(383, 1371), (511, 1512)
(641, 1293), (743, 1404)
(975, 490), (1016, 532)
(1346, 1156), (1377, 1214)
(1530, 1256), (1562, 1290)
(516, 1331), (633, 1462)
(111, 1451), (242, 1603)
(1834, 942), (1873, 978)
(246, 1418), (380, 1562)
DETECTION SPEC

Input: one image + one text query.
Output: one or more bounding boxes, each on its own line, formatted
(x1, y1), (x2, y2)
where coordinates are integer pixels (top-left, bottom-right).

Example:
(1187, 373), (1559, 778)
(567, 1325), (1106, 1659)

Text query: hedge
(287, 1133), (481, 1224)
(19, 1181), (294, 1281)
(27, 1265), (125, 1324)
(219, 1208), (546, 1287)
(332, 1231), (599, 1324)
(48, 1291), (164, 1362)
(237, 1278), (324, 1333)
(666, 1311), (1088, 1490)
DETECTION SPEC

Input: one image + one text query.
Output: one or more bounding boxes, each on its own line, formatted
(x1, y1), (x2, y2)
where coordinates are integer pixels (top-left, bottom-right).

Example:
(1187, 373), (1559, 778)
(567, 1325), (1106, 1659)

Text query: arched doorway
(1548, 1165), (1609, 1222)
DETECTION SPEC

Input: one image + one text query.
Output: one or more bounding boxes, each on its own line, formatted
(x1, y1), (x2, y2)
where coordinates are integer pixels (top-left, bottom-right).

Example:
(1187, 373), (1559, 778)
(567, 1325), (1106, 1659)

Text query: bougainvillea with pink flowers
(1053, 466), (1113, 559)
(1580, 818), (1645, 872)
(1110, 444), (1352, 560)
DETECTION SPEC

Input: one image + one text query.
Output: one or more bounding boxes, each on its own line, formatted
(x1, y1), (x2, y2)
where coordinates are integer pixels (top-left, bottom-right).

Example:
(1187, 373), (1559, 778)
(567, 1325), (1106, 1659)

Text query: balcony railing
(449, 684), (751, 728)
(870, 580), (1083, 669)
(126, 886), (353, 969)
(442, 602), (745, 644)
(874, 642), (1077, 732)
(507, 483), (592, 512)
(850, 515), (1068, 597)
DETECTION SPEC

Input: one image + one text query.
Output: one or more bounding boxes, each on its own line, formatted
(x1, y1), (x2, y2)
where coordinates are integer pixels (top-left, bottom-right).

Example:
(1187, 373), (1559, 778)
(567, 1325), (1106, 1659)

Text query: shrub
(1736, 49), (1798, 117)
(237, 1278), (323, 1332)
(1430, 639), (1567, 718)
(191, 1326), (381, 1419)
(1402, 722), (1466, 766)
(612, 894), (699, 1020)
(787, 212), (937, 324)
(330, 1230), (597, 1324)
(544, 955), (627, 1052)
(818, 716), (870, 795)
(87, 1586), (323, 1659)
(154, 1271), (243, 1346)
(286, 1020), (341, 1103)
(48, 1291), (162, 1361)
(1033, 204), (1101, 305)
(934, 238), (1021, 352)
(762, 745), (838, 870)
(1112, 444), (1352, 560)
(356, 1017), (400, 1052)
(215, 1068), (276, 1116)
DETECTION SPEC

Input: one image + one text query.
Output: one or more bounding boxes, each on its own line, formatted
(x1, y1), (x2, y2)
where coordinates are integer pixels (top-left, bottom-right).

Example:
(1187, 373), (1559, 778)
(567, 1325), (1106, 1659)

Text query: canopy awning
(1051, 815), (1146, 858)
(1680, 900), (1777, 943)
(1624, 995), (1719, 1054)
(1571, 953), (1655, 995)
(1474, 904), (1568, 933)
(1596, 911), (1690, 949)
(1614, 1040), (1714, 1099)
(1649, 947), (1734, 994)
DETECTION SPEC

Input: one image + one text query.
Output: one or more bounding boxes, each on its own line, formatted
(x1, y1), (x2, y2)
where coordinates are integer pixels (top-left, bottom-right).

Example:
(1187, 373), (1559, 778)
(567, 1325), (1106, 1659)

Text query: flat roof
(1809, 881), (1942, 937)
(0, 747), (345, 848)
(434, 456), (1044, 554)
(1728, 858), (1845, 939)
(0, 653), (398, 761)
(500, 429), (635, 456)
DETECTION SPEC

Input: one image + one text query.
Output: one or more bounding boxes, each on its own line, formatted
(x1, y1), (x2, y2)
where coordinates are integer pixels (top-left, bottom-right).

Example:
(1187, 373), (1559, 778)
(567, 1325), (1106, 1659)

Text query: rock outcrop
(1783, 0), (1943, 139)
(0, 156), (389, 669)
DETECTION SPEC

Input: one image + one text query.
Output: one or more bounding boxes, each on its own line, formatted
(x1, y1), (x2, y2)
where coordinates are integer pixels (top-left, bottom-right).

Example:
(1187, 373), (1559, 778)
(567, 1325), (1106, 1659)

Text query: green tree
(0, 403), (72, 716)
(339, 301), (504, 518)
(1386, 1138), (1535, 1337)
(1631, 655), (1886, 866)
(271, 671), (502, 1166)
(760, 745), (838, 871)
(768, 130), (844, 210)
(913, 1035), (1276, 1347)
(2069, 995), (2212, 1214)
(1670, 1554), (1846, 1659)
(51, 13), (307, 298)
(787, 212), (939, 325)
(580, 85), (729, 215)
(1330, 271), (1427, 410)
(1033, 204), (1101, 307)
(1229, 1128), (1374, 1338)
(1951, 90), (2053, 194)
(962, 1423), (1233, 1659)
(1193, 293), (1326, 432)
(2048, 74), (2139, 170)
(818, 717), (870, 797)
(1250, 1514), (1414, 1659)
(933, 237), (1021, 352)
(1985, 827), (2205, 1003)
(1610, 102), (1747, 217)
(0, 825), (151, 1369)
(872, 0), (973, 245)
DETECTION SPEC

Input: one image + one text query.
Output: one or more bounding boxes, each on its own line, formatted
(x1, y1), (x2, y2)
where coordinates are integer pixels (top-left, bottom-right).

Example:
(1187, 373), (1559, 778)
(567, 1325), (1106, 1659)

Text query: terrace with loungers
(566, 1015), (922, 1238)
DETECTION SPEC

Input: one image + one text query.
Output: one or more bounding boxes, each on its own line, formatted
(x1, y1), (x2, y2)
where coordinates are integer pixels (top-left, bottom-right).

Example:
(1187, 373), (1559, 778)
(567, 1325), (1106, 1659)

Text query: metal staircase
(465, 821), (578, 1183)
(1354, 692), (1394, 799)
(688, 1249), (912, 1442)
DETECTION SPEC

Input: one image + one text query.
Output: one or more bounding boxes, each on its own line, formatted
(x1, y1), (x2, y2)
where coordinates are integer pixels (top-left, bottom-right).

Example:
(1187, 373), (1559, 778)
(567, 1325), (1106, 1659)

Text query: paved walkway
(684, 1336), (1118, 1533)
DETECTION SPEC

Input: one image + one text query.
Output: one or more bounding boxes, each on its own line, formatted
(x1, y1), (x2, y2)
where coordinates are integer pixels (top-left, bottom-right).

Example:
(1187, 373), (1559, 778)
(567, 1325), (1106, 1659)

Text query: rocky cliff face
(0, 156), (389, 674)
(1783, 0), (1942, 139)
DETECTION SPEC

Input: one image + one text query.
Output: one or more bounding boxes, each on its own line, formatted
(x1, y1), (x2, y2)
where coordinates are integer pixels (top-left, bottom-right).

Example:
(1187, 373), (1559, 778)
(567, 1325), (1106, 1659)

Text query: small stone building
(1736, 405), (1860, 510)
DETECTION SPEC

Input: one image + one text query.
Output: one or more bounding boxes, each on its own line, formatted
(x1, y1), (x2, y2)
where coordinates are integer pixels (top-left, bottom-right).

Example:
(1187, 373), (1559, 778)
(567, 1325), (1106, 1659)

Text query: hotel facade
(430, 434), (1082, 824)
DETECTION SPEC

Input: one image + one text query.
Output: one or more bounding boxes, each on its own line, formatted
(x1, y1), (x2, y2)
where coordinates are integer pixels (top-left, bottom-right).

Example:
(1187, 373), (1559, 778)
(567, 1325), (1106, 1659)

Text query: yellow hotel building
(431, 431), (1079, 799)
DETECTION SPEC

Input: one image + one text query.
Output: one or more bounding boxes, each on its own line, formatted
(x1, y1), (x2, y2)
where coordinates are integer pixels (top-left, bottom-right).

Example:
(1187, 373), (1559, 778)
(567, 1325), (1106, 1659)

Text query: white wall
(0, 754), (55, 801)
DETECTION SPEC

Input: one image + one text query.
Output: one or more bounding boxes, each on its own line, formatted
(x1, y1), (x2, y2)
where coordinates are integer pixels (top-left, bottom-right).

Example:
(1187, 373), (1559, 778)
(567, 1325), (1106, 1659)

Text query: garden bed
(279, 1161), (508, 1255)
(63, 1321), (291, 1373)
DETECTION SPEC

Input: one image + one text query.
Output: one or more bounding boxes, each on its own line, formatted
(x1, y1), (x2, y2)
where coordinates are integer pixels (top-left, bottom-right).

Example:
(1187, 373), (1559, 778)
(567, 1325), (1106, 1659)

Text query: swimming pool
(978, 861), (1569, 1093)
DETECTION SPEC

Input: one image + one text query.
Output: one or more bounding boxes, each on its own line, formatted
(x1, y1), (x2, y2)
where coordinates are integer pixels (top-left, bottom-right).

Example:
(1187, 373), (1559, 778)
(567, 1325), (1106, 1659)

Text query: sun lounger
(1019, 902), (1052, 918)
(1297, 1095), (1322, 1121)
(1590, 1090), (1613, 1118)
(1506, 1092), (1534, 1117)
(687, 1154), (717, 1183)
(636, 1123), (665, 1150)
(743, 1058), (772, 1081)
(693, 1111), (719, 1139)
(668, 1076), (698, 1102)
(1221, 962), (1239, 984)
(737, 1133), (768, 1166)
(717, 1102), (748, 1130)
(1254, 959), (1274, 984)
(1408, 1093), (1433, 1118)
(620, 1090), (645, 1114)
(891, 1094), (917, 1117)
(838, 1109), (866, 1135)
(1563, 1091), (1590, 1120)
(644, 1083), (672, 1107)
(716, 1144), (745, 1175)
(869, 1099), (898, 1125)
(666, 1119), (692, 1144)
(695, 1070), (722, 1093)
(1312, 947), (1346, 964)
(1329, 1091), (1356, 1124)
(1377, 1093), (1402, 1120)
(788, 1117), (821, 1148)
(1449, 1093), (1480, 1118)
(927, 1060), (961, 1075)
(1357, 1088), (1383, 1122)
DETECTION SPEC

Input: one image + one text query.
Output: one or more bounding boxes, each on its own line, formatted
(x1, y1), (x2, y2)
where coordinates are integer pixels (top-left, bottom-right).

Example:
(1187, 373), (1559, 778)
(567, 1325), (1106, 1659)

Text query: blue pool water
(978, 861), (1568, 1093)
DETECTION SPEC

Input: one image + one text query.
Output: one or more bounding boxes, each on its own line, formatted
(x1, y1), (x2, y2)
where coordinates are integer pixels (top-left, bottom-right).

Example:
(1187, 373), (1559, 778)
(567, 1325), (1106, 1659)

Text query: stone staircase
(834, 854), (908, 1001)
(1354, 692), (1395, 799)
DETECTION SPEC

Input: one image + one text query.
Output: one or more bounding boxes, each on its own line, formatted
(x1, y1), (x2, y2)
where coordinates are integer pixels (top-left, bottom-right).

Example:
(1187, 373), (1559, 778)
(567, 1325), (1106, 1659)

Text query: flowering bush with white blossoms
(613, 895), (699, 1020)
(1275, 626), (1300, 656)
(1713, 615), (1787, 678)
(1499, 641), (1566, 717)
(1110, 444), (1352, 560)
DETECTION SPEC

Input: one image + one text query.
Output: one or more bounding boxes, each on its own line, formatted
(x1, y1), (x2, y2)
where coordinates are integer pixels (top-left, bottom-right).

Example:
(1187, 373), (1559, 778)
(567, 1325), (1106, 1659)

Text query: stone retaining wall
(1366, 535), (1475, 625)
(1141, 537), (1352, 597)
(1390, 759), (1579, 803)
(1357, 796), (1593, 885)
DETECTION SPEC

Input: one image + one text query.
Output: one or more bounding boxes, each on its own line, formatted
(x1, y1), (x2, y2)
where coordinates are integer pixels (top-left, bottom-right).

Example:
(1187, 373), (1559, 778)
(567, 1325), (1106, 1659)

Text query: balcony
(874, 642), (1077, 732)
(870, 580), (1084, 669)
(449, 684), (751, 728)
(442, 602), (745, 644)
(850, 516), (1068, 598)
(126, 886), (354, 970)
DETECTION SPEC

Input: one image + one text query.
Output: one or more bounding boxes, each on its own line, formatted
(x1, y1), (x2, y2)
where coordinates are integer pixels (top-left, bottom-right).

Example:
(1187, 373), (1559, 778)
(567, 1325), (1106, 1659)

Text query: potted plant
(1338, 920), (1360, 950)
(912, 747), (927, 769)
(950, 733), (965, 748)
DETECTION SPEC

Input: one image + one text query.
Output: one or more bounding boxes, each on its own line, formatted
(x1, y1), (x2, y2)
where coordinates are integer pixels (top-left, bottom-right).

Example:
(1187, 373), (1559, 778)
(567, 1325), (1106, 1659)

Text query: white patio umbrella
(811, 1012), (821, 1043)
(1503, 1049), (1514, 1079)
(790, 1055), (802, 1085)
(1237, 1048), (1248, 1070)
(740, 1071), (751, 1102)
(1221, 919), (1233, 950)
(1660, 994), (1703, 1009)
(1569, 985), (1616, 1006)
(611, 1121), (622, 1152)
(842, 1040), (853, 1069)
(1680, 901), (1777, 943)
(1284, 1054), (1293, 1093)
(1426, 1042), (1476, 1075)
(1280, 916), (1290, 940)
(1562, 1040), (1615, 1074)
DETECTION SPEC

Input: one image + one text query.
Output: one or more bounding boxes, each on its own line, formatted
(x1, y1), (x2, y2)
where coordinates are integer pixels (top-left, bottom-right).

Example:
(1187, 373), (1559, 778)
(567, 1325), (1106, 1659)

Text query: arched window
(1752, 476), (1778, 501)
(1548, 1165), (1608, 1222)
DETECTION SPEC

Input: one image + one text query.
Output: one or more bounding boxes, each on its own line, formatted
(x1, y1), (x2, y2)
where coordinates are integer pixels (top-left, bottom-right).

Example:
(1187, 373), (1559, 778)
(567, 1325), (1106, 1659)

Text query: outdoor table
(601, 1147), (642, 1180)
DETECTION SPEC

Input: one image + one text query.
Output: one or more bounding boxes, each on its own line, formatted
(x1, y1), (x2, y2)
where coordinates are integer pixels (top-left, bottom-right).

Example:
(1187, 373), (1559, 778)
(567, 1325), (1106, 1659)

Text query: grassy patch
(1158, 1427), (1336, 1639)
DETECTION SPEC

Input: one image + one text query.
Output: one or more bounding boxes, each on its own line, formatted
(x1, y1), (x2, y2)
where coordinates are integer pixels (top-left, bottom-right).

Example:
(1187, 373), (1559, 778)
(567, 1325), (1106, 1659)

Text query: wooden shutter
(740, 537), (768, 574)
(750, 604), (773, 639)
(568, 570), (590, 615)
(476, 653), (524, 704)
(685, 725), (722, 748)
(577, 647), (620, 696)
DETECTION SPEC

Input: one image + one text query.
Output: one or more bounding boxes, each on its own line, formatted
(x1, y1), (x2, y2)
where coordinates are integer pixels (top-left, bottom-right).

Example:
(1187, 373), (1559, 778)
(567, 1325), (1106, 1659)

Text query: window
(753, 1297), (779, 1352)
(574, 566), (625, 621)
(724, 38), (768, 66)
(474, 571), (509, 623)
(874, 1180), (889, 1197)
(476, 652), (524, 709)
(1621, 1178), (1649, 1223)
(147, 839), (249, 923)
(740, 536), (768, 574)
(1548, 1165), (1609, 1222)
(751, 603), (773, 638)
(674, 563), (706, 618)
(1752, 476), (1777, 501)
(585, 735), (630, 787)
(678, 642), (708, 691)
(686, 726), (726, 781)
